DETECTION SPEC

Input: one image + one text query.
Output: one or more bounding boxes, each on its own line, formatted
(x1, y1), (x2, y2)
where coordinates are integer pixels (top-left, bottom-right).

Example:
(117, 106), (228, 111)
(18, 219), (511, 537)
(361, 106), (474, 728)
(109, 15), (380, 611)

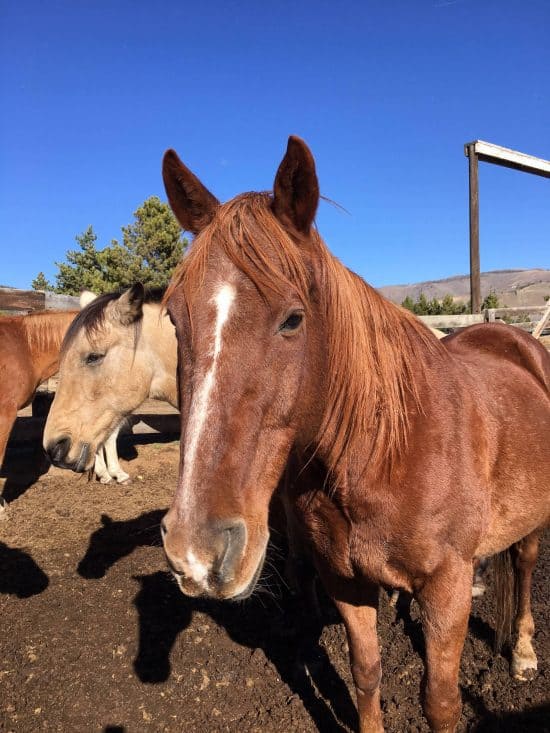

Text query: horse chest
(291, 487), (409, 588)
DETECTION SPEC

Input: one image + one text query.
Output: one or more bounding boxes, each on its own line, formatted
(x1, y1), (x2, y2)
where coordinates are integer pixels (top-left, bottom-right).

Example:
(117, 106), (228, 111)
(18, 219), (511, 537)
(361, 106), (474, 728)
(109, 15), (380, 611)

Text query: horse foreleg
(93, 448), (112, 484)
(416, 557), (471, 733)
(103, 428), (130, 484)
(511, 530), (540, 681)
(332, 584), (383, 733)
(0, 401), (18, 512)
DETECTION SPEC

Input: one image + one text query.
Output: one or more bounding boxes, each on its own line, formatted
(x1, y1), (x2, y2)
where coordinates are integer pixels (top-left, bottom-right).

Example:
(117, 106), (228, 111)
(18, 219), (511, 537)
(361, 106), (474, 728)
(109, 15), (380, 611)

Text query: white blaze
(180, 282), (235, 510)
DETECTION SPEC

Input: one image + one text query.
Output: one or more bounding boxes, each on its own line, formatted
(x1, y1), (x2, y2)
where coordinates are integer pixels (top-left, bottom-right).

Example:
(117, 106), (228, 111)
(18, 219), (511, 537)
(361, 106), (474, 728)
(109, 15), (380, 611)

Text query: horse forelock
(165, 192), (312, 309)
(164, 191), (444, 487)
(60, 287), (166, 355)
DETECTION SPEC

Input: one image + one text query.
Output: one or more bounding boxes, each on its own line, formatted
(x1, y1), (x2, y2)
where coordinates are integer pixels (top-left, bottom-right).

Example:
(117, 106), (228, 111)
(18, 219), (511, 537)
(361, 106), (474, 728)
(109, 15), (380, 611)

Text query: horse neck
(140, 303), (178, 407)
(312, 259), (444, 486)
(22, 311), (77, 384)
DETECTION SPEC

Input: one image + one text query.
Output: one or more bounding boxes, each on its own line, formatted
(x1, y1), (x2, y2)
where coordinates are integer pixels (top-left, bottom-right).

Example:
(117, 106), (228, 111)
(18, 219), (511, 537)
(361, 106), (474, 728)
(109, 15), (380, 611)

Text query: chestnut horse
(0, 310), (77, 500)
(160, 137), (550, 732)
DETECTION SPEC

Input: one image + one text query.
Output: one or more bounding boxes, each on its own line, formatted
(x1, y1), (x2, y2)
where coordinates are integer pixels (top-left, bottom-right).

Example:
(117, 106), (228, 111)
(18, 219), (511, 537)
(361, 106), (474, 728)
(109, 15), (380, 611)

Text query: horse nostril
(47, 437), (71, 465)
(160, 519), (168, 539)
(215, 520), (247, 583)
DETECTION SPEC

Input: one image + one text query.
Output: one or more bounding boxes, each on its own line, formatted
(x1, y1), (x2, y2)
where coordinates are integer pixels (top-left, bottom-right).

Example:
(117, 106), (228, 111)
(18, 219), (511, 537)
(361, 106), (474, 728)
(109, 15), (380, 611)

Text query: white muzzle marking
(185, 550), (210, 585)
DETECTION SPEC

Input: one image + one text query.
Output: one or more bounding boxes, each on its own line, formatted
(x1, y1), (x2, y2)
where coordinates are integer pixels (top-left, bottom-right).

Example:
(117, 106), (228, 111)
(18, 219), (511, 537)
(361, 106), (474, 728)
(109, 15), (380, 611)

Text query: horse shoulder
(0, 321), (36, 408)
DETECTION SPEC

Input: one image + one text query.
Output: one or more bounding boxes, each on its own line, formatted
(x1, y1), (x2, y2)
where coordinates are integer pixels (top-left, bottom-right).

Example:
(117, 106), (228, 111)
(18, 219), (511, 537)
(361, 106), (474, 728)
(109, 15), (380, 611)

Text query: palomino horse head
(44, 285), (160, 472)
(161, 136), (340, 600)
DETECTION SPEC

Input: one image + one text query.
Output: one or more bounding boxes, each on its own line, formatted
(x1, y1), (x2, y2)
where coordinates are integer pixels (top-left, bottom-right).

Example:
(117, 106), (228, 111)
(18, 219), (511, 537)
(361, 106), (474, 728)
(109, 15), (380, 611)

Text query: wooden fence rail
(419, 305), (549, 335)
(0, 287), (79, 313)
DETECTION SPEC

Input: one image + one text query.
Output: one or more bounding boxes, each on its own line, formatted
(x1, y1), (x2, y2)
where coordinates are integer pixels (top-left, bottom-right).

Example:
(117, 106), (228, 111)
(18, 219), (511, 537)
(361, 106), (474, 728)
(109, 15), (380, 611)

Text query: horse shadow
(77, 510), (165, 579)
(78, 509), (358, 733)
(1, 442), (51, 504)
(0, 541), (49, 597)
(464, 688), (550, 732)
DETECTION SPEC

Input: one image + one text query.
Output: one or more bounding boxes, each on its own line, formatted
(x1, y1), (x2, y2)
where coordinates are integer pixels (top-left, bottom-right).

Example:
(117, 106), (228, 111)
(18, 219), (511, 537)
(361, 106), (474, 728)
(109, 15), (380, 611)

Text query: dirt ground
(1, 435), (548, 733)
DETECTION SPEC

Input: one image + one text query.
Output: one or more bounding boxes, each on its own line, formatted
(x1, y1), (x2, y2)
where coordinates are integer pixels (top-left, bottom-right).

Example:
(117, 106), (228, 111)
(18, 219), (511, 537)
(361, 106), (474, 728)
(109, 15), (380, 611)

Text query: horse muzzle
(161, 516), (267, 600)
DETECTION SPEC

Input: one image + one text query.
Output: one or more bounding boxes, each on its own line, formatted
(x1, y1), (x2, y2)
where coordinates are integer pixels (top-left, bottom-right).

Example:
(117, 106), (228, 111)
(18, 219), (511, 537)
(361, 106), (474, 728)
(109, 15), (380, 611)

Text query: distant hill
(379, 268), (550, 307)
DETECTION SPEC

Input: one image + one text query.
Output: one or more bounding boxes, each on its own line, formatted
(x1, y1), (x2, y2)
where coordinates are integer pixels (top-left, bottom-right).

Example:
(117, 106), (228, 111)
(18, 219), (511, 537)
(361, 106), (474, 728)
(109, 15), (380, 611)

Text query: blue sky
(1, 0), (549, 290)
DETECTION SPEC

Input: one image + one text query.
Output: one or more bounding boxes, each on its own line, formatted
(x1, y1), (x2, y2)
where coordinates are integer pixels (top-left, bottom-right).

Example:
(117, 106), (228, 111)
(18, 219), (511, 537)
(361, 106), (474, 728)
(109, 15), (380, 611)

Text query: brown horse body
(160, 137), (549, 732)
(0, 311), (77, 489)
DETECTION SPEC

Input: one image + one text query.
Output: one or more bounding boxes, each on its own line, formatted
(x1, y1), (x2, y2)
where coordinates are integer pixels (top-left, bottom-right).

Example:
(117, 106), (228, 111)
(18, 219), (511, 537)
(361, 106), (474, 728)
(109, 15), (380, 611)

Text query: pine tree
(53, 226), (111, 295)
(401, 295), (415, 312)
(413, 292), (430, 315)
(31, 272), (53, 291)
(46, 198), (188, 295)
(114, 196), (186, 289)
(428, 297), (442, 315)
(481, 289), (500, 310)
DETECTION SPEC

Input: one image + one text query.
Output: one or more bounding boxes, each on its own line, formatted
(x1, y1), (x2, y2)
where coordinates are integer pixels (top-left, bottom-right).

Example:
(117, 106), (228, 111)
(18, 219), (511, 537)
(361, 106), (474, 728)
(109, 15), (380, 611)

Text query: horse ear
(272, 136), (319, 234)
(112, 284), (145, 326)
(162, 149), (219, 235)
(80, 290), (98, 309)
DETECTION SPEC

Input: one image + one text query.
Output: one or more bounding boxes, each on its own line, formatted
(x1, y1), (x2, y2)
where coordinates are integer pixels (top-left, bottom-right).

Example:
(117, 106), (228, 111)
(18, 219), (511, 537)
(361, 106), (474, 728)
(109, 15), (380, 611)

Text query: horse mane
(61, 287), (166, 354)
(18, 310), (78, 354)
(165, 192), (444, 485)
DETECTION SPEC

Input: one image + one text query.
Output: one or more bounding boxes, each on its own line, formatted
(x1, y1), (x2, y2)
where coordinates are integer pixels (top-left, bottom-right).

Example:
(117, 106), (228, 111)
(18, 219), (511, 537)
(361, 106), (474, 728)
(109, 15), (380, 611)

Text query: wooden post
(532, 300), (550, 340)
(467, 143), (481, 314)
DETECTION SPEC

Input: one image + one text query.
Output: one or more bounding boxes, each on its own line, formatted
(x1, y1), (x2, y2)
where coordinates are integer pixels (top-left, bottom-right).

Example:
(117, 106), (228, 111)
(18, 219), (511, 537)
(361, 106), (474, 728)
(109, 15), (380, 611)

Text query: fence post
(466, 143), (481, 314)
(532, 301), (550, 340)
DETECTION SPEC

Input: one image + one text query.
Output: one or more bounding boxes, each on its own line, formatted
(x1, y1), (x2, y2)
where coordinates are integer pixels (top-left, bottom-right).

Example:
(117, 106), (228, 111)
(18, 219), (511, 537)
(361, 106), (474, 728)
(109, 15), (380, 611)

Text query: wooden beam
(465, 140), (550, 179)
(532, 301), (550, 340)
(418, 314), (485, 328)
(466, 143), (481, 313)
(485, 305), (548, 316)
(44, 292), (80, 311)
(0, 287), (45, 313)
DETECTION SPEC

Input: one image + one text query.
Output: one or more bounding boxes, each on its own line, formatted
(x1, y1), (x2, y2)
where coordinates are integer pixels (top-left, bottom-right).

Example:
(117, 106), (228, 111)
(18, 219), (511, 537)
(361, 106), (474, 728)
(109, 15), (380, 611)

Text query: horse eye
(84, 352), (104, 365)
(279, 312), (304, 333)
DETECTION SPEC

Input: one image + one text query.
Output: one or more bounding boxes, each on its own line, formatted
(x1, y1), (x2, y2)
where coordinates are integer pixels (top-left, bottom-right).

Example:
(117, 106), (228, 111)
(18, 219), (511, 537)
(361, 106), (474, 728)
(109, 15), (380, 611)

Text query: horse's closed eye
(84, 352), (105, 365)
(279, 312), (304, 333)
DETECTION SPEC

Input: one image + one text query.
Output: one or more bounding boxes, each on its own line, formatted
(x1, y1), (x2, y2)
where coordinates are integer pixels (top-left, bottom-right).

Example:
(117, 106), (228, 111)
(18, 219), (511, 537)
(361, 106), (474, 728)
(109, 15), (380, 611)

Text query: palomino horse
(43, 285), (177, 476)
(160, 137), (550, 732)
(0, 309), (77, 504)
(0, 308), (129, 497)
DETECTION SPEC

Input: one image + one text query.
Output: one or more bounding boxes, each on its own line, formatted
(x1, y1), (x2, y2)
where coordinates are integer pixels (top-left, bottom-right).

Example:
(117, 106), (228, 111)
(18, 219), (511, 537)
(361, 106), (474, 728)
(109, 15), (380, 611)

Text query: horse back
(442, 322), (550, 394)
(440, 323), (550, 553)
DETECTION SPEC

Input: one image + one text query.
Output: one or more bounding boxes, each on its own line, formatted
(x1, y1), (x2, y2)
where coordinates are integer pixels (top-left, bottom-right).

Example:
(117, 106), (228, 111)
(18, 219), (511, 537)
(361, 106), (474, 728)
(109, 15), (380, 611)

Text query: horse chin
(228, 548), (267, 601)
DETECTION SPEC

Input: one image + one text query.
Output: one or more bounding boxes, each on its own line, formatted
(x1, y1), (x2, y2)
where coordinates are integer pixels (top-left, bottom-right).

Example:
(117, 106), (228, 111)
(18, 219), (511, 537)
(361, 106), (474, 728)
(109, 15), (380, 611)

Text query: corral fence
(419, 303), (550, 340)
(0, 286), (80, 314)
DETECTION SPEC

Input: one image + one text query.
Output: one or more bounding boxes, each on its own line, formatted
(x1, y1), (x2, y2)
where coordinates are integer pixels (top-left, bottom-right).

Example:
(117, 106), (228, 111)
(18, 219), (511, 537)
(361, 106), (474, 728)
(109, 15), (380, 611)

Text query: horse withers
(160, 136), (549, 732)
(43, 285), (178, 477)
